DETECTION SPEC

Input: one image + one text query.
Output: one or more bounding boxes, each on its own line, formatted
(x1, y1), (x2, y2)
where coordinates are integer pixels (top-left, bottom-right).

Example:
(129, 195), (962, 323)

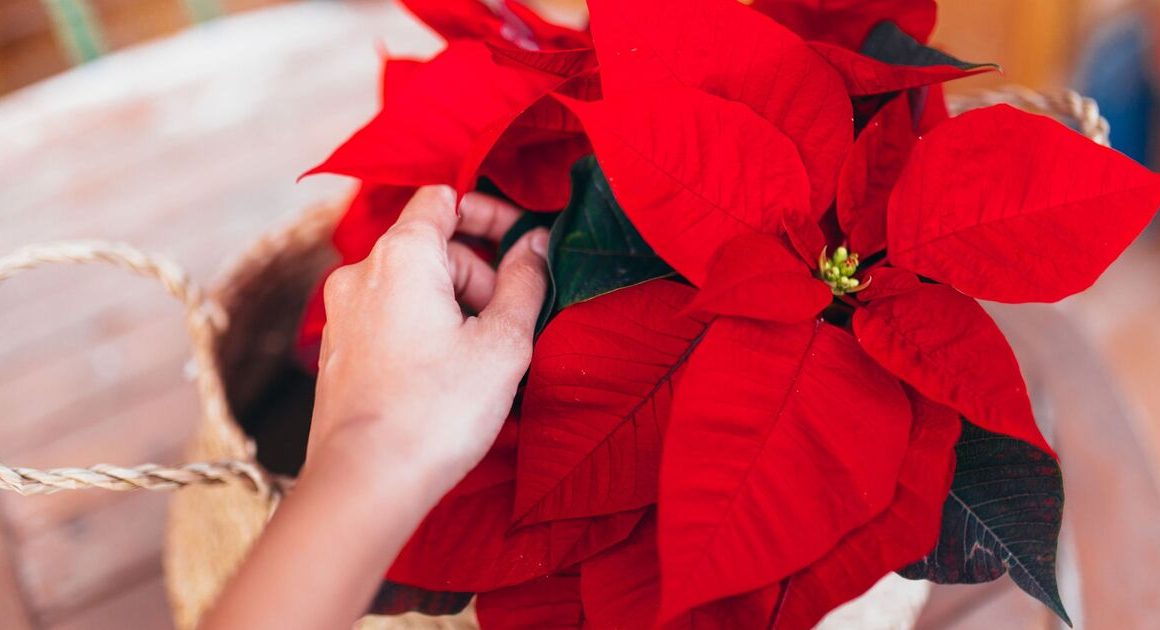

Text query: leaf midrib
(947, 488), (1056, 604)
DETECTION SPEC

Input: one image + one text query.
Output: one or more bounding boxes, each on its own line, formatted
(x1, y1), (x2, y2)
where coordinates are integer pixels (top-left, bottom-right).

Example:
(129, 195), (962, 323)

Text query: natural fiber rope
(0, 461), (267, 496)
(0, 87), (1107, 497)
(946, 86), (1110, 146)
(0, 241), (223, 328)
(0, 241), (266, 496)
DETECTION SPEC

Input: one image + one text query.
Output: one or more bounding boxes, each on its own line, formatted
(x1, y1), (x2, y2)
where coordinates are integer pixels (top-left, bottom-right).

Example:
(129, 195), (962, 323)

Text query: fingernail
(529, 229), (549, 259)
(427, 184), (457, 209)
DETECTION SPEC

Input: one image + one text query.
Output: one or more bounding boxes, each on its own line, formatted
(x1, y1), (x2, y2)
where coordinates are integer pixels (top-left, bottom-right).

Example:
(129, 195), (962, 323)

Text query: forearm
(200, 428), (443, 630)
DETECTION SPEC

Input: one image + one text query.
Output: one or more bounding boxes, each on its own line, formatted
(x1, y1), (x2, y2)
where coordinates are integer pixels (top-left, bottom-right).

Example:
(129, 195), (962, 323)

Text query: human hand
(305, 185), (548, 507)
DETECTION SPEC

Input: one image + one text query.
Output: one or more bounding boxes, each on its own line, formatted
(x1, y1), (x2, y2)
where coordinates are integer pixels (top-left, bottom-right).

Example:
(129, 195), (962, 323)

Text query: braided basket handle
(0, 241), (268, 496)
(946, 86), (1111, 146)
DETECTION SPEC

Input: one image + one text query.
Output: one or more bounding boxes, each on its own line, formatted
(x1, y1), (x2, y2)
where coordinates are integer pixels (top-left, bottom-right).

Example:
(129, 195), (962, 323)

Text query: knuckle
(322, 266), (357, 303)
(416, 184), (457, 212)
(384, 221), (441, 250)
(504, 259), (547, 292)
(487, 312), (534, 357)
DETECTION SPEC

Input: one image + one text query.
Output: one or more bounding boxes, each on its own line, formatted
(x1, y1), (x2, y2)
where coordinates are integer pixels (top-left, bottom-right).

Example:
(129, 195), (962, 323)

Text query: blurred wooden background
(1, 0), (1150, 96)
(0, 0), (290, 94)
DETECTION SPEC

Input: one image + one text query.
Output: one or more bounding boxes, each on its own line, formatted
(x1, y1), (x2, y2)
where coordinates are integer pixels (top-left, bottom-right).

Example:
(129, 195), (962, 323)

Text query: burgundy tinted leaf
(888, 104), (1160, 302)
(899, 420), (1071, 626)
(853, 284), (1053, 454)
(659, 318), (911, 620)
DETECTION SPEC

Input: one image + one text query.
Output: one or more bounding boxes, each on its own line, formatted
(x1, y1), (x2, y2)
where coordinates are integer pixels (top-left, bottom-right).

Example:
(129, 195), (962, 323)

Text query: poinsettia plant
(297, 0), (1160, 627)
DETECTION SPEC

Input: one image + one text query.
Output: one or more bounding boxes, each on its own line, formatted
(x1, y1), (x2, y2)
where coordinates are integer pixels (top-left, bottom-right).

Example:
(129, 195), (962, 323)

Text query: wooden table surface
(2, 2), (1160, 629)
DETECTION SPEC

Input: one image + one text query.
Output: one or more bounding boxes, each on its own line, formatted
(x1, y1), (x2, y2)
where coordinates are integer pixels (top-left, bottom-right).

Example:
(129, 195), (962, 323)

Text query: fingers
(479, 228), (550, 345)
(359, 186), (462, 324)
(448, 242), (497, 313)
(457, 192), (522, 241)
(393, 186), (523, 243)
(393, 185), (459, 240)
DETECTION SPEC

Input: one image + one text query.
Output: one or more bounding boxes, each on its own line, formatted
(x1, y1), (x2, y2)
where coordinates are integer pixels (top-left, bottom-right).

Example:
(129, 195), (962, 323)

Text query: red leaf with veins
(811, 43), (995, 96)
(489, 44), (597, 79)
(588, 0), (851, 216)
(560, 86), (810, 284)
(456, 76), (593, 210)
(750, 0), (937, 50)
(770, 390), (961, 630)
(476, 122), (591, 210)
(888, 104), (1160, 303)
(476, 572), (584, 630)
(687, 234), (831, 323)
(446, 419), (519, 499)
(839, 96), (916, 255)
(582, 514), (783, 629)
(659, 318), (912, 621)
(305, 42), (559, 188)
(781, 210), (827, 269)
(389, 437), (644, 591)
(853, 284), (1053, 454)
(582, 516), (661, 629)
(516, 281), (706, 525)
(856, 267), (920, 301)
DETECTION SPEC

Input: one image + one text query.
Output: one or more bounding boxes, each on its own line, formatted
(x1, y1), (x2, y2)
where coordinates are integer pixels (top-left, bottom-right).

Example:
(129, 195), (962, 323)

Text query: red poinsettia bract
(296, 0), (1160, 627)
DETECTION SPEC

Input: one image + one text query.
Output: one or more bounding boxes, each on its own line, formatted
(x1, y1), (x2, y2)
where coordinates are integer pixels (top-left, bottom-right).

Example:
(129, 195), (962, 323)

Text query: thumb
(479, 228), (550, 344)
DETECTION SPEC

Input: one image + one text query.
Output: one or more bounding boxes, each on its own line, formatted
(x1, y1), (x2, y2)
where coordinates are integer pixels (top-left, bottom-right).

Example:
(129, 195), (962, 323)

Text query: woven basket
(0, 87), (1108, 629)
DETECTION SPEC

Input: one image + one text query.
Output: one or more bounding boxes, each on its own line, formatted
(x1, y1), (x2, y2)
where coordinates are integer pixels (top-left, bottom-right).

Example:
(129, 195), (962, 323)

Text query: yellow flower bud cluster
(817, 246), (867, 296)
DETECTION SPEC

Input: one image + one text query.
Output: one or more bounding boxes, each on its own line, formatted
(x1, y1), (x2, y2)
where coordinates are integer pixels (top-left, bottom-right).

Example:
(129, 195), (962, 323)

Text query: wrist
(300, 415), (454, 514)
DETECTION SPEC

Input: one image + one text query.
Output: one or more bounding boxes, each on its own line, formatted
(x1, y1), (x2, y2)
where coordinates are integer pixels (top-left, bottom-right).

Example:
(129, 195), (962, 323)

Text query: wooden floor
(2, 2), (1160, 629)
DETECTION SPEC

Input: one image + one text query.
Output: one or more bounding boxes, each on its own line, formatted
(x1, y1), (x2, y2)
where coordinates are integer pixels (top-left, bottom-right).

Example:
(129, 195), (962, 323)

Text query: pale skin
(201, 185), (550, 630)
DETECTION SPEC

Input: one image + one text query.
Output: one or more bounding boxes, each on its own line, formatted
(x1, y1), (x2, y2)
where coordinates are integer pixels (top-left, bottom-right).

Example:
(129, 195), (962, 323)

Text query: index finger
(393, 185), (460, 240)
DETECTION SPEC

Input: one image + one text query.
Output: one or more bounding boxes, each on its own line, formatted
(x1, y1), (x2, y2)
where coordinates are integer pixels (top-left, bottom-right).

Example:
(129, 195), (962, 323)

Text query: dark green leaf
(497, 210), (558, 261)
(533, 155), (676, 332)
(899, 420), (1070, 626)
(861, 21), (997, 72)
